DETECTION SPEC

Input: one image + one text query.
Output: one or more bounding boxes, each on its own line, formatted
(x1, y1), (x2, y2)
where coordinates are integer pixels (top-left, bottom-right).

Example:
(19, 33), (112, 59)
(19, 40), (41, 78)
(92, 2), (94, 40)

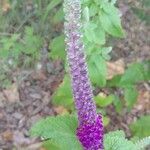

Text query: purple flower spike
(77, 115), (103, 150)
(64, 0), (104, 149)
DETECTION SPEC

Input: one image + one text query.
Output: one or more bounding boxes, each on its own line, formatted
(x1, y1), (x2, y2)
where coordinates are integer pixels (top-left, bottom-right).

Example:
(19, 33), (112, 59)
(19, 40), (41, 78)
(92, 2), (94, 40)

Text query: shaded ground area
(0, 0), (150, 149)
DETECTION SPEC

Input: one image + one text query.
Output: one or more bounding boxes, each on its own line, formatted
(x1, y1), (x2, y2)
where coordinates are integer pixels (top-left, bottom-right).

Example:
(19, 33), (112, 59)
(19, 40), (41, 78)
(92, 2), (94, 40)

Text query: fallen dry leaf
(98, 92), (107, 98)
(3, 83), (19, 103)
(107, 59), (125, 79)
(0, 0), (11, 12)
(2, 130), (13, 142)
(53, 106), (69, 115)
(136, 89), (150, 111)
(31, 70), (47, 81)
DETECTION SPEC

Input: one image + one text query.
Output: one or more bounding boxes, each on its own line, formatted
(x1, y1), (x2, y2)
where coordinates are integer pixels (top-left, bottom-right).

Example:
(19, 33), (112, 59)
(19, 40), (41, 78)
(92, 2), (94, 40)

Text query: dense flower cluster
(64, 0), (104, 149)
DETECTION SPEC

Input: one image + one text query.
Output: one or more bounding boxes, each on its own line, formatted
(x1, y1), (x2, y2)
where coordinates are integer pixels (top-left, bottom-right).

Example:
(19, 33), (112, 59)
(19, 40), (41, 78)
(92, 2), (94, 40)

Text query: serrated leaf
(88, 54), (107, 87)
(105, 130), (125, 138)
(52, 75), (73, 107)
(49, 35), (66, 60)
(99, 2), (124, 37)
(104, 130), (136, 150)
(23, 27), (42, 55)
(30, 115), (82, 150)
(84, 22), (105, 45)
(95, 94), (114, 107)
(130, 115), (150, 138)
(124, 86), (138, 109)
(0, 34), (20, 58)
(135, 136), (150, 150)
(120, 63), (145, 86)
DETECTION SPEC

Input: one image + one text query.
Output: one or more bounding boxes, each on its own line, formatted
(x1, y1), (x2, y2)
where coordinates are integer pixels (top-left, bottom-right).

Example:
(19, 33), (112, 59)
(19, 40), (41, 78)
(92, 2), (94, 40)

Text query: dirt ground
(0, 0), (149, 149)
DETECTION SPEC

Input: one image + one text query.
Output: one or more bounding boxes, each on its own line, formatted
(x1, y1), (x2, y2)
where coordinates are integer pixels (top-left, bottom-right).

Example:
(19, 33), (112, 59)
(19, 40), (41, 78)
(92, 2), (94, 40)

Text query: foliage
(104, 130), (136, 150)
(53, 60), (150, 112)
(1, 1), (150, 149)
(95, 94), (114, 107)
(107, 61), (150, 110)
(88, 53), (107, 87)
(52, 75), (73, 107)
(0, 26), (42, 66)
(49, 35), (66, 61)
(0, 61), (12, 88)
(51, 0), (125, 109)
(30, 115), (82, 150)
(50, 0), (124, 88)
(50, 0), (149, 113)
(0, 0), (64, 68)
(0, 0), (63, 35)
(135, 136), (150, 150)
(31, 115), (150, 150)
(130, 115), (150, 138)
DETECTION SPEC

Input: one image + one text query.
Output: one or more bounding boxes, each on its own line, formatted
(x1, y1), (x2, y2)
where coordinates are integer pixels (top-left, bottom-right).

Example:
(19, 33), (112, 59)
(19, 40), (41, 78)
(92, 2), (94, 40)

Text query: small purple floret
(77, 115), (104, 150)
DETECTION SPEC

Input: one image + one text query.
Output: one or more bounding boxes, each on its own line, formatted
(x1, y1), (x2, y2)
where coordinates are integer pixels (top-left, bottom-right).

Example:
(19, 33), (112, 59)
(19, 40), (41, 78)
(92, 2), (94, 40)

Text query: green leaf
(124, 86), (138, 109)
(23, 27), (42, 55)
(30, 115), (82, 150)
(0, 34), (20, 58)
(130, 115), (150, 138)
(53, 7), (64, 24)
(103, 116), (110, 126)
(43, 0), (62, 22)
(49, 35), (66, 61)
(83, 6), (90, 22)
(106, 75), (122, 87)
(142, 60), (150, 80)
(135, 136), (150, 150)
(110, 0), (117, 5)
(101, 47), (112, 60)
(89, 3), (98, 17)
(107, 62), (149, 88)
(84, 22), (105, 45)
(43, 140), (60, 150)
(120, 63), (145, 86)
(104, 130), (136, 150)
(113, 95), (123, 113)
(52, 75), (73, 107)
(94, 27), (106, 45)
(105, 130), (125, 138)
(99, 2), (124, 37)
(88, 54), (107, 87)
(95, 94), (114, 107)
(84, 22), (97, 42)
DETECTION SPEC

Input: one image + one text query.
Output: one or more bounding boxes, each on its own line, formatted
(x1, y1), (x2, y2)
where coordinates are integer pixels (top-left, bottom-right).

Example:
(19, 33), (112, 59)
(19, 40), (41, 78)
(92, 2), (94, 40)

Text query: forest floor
(0, 0), (150, 150)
